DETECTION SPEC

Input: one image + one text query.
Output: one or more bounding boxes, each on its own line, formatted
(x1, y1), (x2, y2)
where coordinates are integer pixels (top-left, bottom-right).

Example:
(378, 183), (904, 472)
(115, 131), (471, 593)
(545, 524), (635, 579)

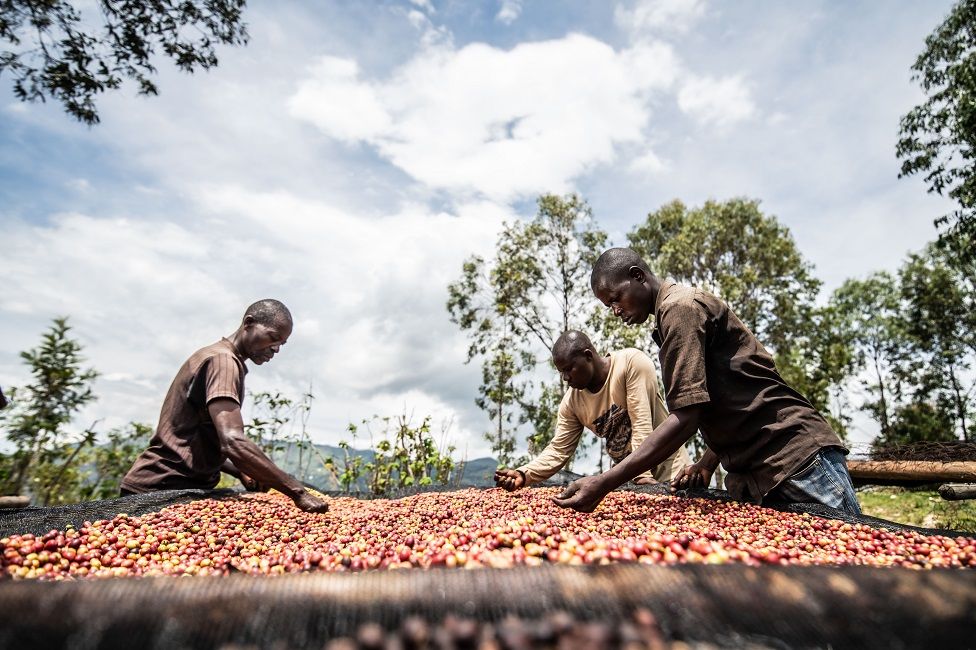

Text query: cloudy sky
(0, 0), (958, 465)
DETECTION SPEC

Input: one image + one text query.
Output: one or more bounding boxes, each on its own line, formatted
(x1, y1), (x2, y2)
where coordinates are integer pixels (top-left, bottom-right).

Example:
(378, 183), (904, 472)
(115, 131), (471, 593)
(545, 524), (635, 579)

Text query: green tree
(878, 400), (958, 448)
(898, 245), (975, 441)
(830, 272), (908, 437)
(628, 198), (821, 356)
(628, 198), (853, 435)
(79, 422), (151, 500)
(447, 257), (530, 466)
(0, 0), (249, 124)
(0, 317), (98, 501)
(448, 194), (608, 464)
(896, 0), (976, 263)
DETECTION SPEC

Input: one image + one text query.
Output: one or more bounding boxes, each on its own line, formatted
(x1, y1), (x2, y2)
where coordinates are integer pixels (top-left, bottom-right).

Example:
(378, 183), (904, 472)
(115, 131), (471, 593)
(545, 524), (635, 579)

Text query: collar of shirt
(650, 280), (677, 346)
(221, 337), (250, 374)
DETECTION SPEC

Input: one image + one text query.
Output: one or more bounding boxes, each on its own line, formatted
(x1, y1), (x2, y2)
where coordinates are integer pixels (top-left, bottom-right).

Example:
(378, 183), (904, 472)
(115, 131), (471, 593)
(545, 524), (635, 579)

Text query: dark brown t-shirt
(121, 339), (247, 492)
(651, 281), (844, 503)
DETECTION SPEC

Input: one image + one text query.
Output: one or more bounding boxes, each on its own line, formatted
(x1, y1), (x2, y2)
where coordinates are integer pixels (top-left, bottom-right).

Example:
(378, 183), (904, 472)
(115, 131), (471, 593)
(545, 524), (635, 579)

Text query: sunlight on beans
(2, 488), (974, 579)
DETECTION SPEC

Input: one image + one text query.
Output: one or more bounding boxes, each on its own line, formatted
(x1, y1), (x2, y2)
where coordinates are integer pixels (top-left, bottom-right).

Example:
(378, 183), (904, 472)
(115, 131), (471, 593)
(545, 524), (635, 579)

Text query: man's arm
(208, 398), (327, 512)
(495, 403), (583, 490)
(552, 405), (701, 512)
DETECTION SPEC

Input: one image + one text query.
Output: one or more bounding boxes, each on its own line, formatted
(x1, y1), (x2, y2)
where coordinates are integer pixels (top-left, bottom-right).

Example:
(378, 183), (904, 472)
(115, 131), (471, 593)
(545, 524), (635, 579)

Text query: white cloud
(677, 74), (755, 127)
(496, 0), (523, 25)
(0, 189), (513, 459)
(615, 0), (706, 37)
(289, 57), (392, 141)
(629, 149), (669, 175)
(409, 0), (435, 12)
(289, 35), (679, 201)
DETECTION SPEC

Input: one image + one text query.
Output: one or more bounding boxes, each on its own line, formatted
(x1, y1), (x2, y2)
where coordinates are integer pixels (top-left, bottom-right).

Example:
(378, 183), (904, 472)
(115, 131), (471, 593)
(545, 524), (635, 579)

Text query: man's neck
(225, 330), (247, 361)
(587, 354), (612, 393)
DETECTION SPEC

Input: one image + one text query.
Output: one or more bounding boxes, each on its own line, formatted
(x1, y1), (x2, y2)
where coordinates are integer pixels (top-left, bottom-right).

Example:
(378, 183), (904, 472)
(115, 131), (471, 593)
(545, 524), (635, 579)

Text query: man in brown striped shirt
(554, 248), (859, 515)
(121, 300), (328, 513)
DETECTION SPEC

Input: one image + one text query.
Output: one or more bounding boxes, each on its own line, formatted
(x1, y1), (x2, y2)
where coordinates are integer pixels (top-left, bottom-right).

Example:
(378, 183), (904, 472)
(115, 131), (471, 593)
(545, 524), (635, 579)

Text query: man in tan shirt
(121, 299), (328, 513)
(494, 330), (691, 490)
(553, 248), (858, 515)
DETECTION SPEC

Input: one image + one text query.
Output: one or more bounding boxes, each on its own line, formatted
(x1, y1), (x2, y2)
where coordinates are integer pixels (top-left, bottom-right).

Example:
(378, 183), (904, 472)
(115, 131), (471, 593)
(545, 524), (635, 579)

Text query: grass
(858, 486), (976, 533)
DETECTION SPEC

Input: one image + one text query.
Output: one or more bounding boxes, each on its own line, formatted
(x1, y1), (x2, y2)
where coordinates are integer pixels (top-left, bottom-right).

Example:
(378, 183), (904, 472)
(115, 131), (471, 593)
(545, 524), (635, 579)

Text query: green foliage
(448, 194), (608, 465)
(78, 422), (151, 501)
(329, 414), (456, 496)
(0, 317), (98, 500)
(897, 0), (976, 263)
(830, 272), (906, 436)
(882, 401), (959, 447)
(243, 389), (316, 480)
(897, 245), (975, 441)
(0, 0), (249, 124)
(628, 198), (821, 355)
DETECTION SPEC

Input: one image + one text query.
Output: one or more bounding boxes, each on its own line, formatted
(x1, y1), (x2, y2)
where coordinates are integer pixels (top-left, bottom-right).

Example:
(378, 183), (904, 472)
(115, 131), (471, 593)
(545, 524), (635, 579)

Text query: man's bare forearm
(221, 433), (305, 498)
(699, 447), (720, 471)
(594, 408), (700, 492)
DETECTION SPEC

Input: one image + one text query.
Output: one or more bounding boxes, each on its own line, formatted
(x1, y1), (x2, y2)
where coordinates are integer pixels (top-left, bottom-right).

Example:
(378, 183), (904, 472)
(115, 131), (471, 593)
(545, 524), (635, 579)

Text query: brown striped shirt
(652, 282), (844, 503)
(121, 339), (247, 492)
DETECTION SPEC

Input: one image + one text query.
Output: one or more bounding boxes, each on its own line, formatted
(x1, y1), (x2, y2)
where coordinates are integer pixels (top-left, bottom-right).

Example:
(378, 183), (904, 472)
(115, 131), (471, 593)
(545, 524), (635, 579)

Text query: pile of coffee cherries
(2, 488), (974, 579)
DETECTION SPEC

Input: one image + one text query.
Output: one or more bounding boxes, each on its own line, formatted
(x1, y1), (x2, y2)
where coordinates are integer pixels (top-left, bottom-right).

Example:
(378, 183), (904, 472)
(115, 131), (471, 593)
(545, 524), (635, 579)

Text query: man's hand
(294, 491), (329, 513)
(670, 462), (713, 491)
(551, 475), (610, 513)
(494, 469), (526, 492)
(633, 476), (658, 486)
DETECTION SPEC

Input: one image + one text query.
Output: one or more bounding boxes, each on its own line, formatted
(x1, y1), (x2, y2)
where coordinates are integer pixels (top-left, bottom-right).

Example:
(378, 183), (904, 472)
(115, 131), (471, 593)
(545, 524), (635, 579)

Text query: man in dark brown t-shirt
(553, 248), (860, 514)
(121, 299), (328, 513)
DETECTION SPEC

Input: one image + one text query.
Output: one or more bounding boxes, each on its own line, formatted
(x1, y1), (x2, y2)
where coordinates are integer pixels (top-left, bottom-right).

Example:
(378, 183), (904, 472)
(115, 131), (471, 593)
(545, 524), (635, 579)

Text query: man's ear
(582, 348), (595, 361)
(242, 315), (256, 329)
(628, 266), (645, 283)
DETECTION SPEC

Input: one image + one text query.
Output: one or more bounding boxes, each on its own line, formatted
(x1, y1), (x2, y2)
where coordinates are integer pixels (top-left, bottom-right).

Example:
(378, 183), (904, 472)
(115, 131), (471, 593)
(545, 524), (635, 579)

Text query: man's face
(553, 350), (595, 390)
(594, 273), (651, 326)
(243, 319), (292, 365)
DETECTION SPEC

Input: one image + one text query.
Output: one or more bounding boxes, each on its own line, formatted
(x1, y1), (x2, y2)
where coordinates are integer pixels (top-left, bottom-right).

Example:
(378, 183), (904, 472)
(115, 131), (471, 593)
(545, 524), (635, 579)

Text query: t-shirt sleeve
(202, 354), (244, 405)
(658, 300), (711, 411)
(518, 395), (583, 485)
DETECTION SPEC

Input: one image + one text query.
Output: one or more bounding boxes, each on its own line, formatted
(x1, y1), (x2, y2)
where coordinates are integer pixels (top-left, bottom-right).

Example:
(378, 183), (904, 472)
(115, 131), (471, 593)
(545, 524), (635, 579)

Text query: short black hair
(552, 330), (595, 361)
(590, 247), (653, 290)
(244, 299), (292, 327)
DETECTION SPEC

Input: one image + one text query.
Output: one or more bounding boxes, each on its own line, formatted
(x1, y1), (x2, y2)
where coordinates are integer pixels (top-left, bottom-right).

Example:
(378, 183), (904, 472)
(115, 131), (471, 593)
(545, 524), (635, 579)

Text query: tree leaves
(0, 0), (248, 124)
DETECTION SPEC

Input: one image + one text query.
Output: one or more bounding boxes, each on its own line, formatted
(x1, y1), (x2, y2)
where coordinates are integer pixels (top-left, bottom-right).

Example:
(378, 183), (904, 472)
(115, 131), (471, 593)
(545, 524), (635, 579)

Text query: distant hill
(268, 442), (501, 492)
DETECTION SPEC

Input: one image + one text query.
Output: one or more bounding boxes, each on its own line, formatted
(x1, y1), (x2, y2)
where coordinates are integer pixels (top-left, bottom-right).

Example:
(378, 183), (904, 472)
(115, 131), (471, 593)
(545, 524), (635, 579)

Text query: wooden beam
(848, 460), (976, 483)
(939, 483), (976, 501)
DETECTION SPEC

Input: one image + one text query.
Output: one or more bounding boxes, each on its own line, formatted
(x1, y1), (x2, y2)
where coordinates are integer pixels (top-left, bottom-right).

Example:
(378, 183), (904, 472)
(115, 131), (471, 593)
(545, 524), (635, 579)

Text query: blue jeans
(772, 447), (861, 514)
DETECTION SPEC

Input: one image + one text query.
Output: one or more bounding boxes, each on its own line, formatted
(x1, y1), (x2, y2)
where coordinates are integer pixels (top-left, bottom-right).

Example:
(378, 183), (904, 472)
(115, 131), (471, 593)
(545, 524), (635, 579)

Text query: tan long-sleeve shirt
(518, 348), (691, 484)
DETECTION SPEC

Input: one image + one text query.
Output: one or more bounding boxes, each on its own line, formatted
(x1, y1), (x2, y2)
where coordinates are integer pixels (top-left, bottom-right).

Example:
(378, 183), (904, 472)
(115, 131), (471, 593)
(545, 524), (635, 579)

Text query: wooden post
(939, 483), (976, 501)
(0, 496), (30, 510)
(848, 460), (976, 483)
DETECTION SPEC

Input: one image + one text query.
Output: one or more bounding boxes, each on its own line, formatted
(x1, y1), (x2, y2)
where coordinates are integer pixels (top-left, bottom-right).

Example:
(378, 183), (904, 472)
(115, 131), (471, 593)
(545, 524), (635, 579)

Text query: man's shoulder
(185, 340), (245, 373)
(658, 283), (724, 322)
(611, 348), (654, 368)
